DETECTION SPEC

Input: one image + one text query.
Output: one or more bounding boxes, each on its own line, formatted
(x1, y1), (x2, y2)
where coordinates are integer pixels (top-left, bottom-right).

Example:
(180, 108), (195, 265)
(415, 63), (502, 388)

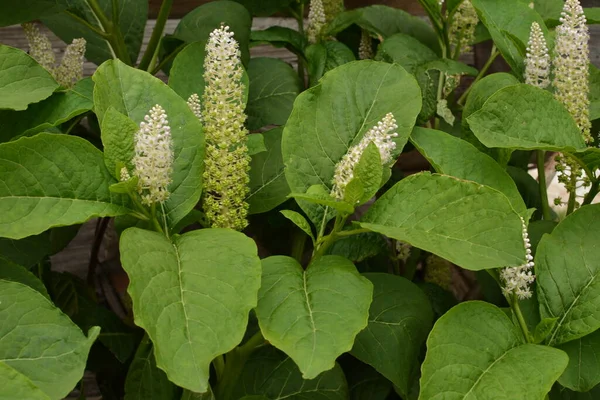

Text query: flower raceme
(331, 113), (398, 200)
(131, 105), (174, 206)
(202, 25), (250, 231)
(22, 22), (86, 88)
(307, 0), (327, 44)
(553, 0), (591, 142)
(524, 22), (550, 89)
(500, 217), (535, 300)
(449, 0), (478, 56)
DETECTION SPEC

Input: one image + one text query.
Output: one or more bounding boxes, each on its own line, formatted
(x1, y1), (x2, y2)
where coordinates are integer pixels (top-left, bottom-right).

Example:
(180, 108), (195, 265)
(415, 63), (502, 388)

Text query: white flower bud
(331, 113), (398, 200)
(307, 0), (326, 44)
(187, 93), (202, 121)
(524, 22), (550, 89)
(501, 217), (536, 300)
(133, 105), (174, 205)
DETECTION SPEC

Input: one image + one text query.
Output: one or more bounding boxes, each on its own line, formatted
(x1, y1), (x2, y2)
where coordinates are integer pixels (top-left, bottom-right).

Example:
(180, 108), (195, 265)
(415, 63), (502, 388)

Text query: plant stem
(215, 331), (265, 400)
(138, 0), (173, 71)
(150, 203), (165, 234)
(583, 179), (600, 206)
(457, 45), (499, 106)
(566, 171), (578, 215)
(86, 0), (131, 64)
(150, 42), (185, 75)
(537, 151), (553, 221)
(65, 11), (108, 37)
(510, 293), (532, 343)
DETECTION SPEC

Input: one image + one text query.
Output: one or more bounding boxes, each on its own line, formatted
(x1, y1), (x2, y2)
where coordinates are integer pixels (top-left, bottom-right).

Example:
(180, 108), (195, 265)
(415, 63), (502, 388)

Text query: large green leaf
(0, 280), (99, 400)
(305, 41), (356, 87)
(232, 345), (349, 399)
(359, 172), (527, 271)
(471, 0), (549, 75)
(376, 33), (438, 74)
(420, 301), (568, 400)
(282, 60), (421, 224)
(247, 128), (289, 214)
(0, 231), (52, 267)
(344, 359), (392, 400)
(0, 46), (58, 111)
(557, 329), (600, 392)
(0, 259), (49, 298)
(325, 5), (439, 54)
(250, 27), (306, 57)
(100, 106), (136, 178)
(0, 0), (65, 27)
(93, 59), (204, 228)
(124, 336), (179, 400)
(172, 1), (252, 65)
(246, 57), (302, 130)
(411, 127), (527, 216)
(255, 255), (373, 379)
(467, 84), (587, 152)
(43, 0), (147, 65)
(350, 273), (433, 397)
(120, 228), (261, 392)
(0, 133), (130, 239)
(0, 77), (93, 143)
(536, 204), (600, 346)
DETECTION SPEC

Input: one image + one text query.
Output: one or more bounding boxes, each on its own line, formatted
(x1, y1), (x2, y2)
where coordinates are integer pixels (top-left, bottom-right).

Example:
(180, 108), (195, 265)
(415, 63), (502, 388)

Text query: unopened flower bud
(524, 22), (550, 89)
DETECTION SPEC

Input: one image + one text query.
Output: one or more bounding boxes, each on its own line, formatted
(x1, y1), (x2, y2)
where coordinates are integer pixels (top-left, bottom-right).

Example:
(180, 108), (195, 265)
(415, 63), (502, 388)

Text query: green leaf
(325, 5), (439, 54)
(359, 172), (527, 271)
(0, 362), (52, 400)
(282, 60), (421, 224)
(124, 336), (179, 400)
(0, 0), (65, 27)
(247, 133), (266, 156)
(172, 1), (252, 65)
(289, 185), (355, 215)
(376, 33), (438, 74)
(280, 210), (315, 244)
(467, 84), (587, 151)
(351, 273), (433, 397)
(0, 259), (49, 298)
(536, 204), (600, 346)
(344, 359), (392, 400)
(0, 280), (100, 399)
(43, 0), (147, 65)
(0, 133), (130, 239)
(471, 0), (549, 75)
(168, 40), (250, 105)
(181, 388), (215, 400)
(247, 127), (289, 214)
(246, 57), (302, 130)
(557, 329), (600, 392)
(0, 45), (58, 111)
(255, 255), (373, 379)
(420, 301), (568, 400)
(120, 228), (261, 392)
(589, 64), (600, 121)
(93, 59), (204, 228)
(0, 232), (52, 267)
(327, 232), (387, 263)
(250, 27), (307, 56)
(0, 77), (93, 143)
(100, 107), (136, 179)
(305, 41), (356, 86)
(348, 142), (383, 205)
(550, 384), (600, 400)
(232, 345), (349, 399)
(411, 127), (527, 216)
(533, 317), (558, 344)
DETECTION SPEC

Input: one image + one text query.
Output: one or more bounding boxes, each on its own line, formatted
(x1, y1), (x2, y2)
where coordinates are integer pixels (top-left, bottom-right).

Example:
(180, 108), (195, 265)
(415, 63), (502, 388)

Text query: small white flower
(307, 0), (326, 44)
(449, 0), (478, 55)
(524, 22), (550, 89)
(358, 30), (373, 60)
(187, 93), (202, 121)
(120, 167), (131, 182)
(331, 113), (398, 200)
(132, 104), (174, 205)
(22, 22), (56, 71)
(501, 217), (536, 300)
(54, 38), (86, 88)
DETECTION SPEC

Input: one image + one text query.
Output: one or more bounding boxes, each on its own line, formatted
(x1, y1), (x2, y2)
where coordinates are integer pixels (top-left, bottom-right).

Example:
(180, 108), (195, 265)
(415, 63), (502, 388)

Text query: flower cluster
(358, 30), (373, 60)
(553, 0), (591, 142)
(307, 0), (326, 44)
(501, 217), (535, 299)
(524, 22), (550, 89)
(331, 113), (398, 200)
(202, 25), (250, 231)
(132, 105), (174, 206)
(449, 0), (478, 56)
(187, 93), (202, 121)
(22, 23), (86, 89)
(322, 0), (344, 23)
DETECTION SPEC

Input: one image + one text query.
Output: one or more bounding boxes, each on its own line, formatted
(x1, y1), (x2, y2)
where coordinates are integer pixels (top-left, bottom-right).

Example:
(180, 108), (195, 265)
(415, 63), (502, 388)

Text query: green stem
(65, 11), (108, 37)
(537, 150), (553, 221)
(150, 43), (185, 75)
(138, 0), (173, 71)
(150, 203), (165, 234)
(510, 293), (532, 343)
(566, 170), (578, 215)
(583, 179), (600, 206)
(434, 71), (446, 130)
(86, 0), (131, 63)
(215, 331), (265, 400)
(457, 45), (499, 106)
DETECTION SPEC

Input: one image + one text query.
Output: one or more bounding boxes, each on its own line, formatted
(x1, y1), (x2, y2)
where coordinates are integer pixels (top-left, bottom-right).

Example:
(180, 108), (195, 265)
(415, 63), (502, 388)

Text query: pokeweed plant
(1, 0), (600, 399)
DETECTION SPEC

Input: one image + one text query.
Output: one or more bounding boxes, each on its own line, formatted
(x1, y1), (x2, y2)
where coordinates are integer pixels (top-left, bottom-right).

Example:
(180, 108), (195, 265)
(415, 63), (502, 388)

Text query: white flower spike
(524, 22), (550, 89)
(331, 113), (398, 200)
(54, 38), (86, 88)
(307, 0), (326, 44)
(501, 217), (535, 300)
(22, 22), (56, 71)
(133, 104), (174, 206)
